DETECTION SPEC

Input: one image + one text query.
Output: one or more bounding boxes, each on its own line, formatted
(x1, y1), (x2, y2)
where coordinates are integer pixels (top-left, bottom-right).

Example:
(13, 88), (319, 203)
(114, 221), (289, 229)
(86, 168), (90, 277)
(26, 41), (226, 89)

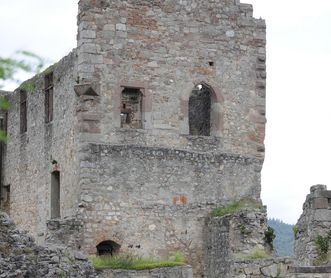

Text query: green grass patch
(211, 198), (262, 217)
(90, 253), (185, 270)
(236, 248), (270, 260)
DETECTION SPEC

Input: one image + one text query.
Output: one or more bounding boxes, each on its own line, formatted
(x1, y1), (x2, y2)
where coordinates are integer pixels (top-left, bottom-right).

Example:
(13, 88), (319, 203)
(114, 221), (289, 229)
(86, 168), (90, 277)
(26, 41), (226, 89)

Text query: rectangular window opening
(45, 72), (54, 123)
(121, 87), (143, 129)
(20, 90), (27, 134)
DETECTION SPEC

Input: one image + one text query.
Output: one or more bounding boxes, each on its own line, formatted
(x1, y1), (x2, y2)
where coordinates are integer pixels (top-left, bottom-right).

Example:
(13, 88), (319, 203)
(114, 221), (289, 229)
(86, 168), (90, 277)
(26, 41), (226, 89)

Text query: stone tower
(1, 0), (266, 277)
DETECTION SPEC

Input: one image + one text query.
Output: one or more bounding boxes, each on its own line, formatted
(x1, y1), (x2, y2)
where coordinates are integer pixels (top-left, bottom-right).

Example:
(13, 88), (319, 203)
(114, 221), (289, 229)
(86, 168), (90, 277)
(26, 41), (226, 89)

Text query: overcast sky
(1, 0), (330, 224)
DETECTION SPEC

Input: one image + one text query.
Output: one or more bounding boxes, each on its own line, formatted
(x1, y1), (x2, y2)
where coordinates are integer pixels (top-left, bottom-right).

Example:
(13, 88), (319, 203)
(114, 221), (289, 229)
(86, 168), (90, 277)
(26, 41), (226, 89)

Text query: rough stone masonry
(1, 0), (266, 277)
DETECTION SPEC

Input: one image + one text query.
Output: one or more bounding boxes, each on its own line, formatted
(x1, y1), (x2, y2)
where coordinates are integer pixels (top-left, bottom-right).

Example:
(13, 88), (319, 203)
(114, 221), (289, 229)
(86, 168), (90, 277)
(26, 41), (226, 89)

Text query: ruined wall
(0, 212), (96, 277)
(76, 0), (266, 158)
(2, 51), (80, 243)
(77, 143), (262, 276)
(204, 208), (275, 277)
(294, 185), (331, 266)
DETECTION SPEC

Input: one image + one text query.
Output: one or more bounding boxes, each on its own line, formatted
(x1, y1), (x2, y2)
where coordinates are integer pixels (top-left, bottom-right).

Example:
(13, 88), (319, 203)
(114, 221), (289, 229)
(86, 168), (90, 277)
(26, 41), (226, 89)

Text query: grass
(90, 253), (185, 270)
(211, 198), (262, 217)
(236, 248), (270, 260)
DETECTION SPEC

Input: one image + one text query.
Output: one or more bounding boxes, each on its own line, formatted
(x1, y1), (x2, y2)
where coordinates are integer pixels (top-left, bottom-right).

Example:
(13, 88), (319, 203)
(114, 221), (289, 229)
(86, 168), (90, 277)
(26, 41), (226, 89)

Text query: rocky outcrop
(0, 212), (96, 278)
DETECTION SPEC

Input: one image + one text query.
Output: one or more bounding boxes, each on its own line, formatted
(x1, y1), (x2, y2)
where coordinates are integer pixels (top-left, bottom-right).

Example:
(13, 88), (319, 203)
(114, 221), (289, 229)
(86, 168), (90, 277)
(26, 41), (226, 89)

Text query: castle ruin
(1, 0), (271, 277)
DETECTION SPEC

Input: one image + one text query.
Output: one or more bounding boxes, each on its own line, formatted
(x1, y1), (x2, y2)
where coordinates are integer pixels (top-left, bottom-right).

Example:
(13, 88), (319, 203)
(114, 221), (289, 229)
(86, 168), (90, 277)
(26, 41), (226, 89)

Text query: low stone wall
(288, 266), (331, 278)
(98, 266), (193, 278)
(231, 258), (293, 278)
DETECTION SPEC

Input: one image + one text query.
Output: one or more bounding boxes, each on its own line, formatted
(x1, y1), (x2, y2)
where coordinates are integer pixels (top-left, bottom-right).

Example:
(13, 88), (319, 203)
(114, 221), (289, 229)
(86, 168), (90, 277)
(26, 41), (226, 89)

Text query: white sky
(1, 0), (330, 224)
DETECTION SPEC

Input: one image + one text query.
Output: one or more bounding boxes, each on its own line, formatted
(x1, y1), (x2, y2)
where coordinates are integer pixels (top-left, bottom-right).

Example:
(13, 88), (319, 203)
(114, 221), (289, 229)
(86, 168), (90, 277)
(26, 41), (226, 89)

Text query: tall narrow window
(51, 171), (60, 219)
(3, 112), (8, 135)
(45, 72), (54, 123)
(20, 90), (27, 134)
(189, 84), (211, 136)
(121, 88), (142, 129)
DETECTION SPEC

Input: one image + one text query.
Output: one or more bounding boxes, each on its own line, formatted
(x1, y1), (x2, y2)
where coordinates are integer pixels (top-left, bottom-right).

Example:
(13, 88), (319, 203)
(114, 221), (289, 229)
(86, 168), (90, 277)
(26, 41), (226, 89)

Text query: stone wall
(2, 51), (80, 243)
(294, 185), (331, 266)
(98, 266), (193, 278)
(77, 0), (266, 158)
(204, 208), (275, 277)
(232, 258), (292, 278)
(77, 143), (262, 276)
(288, 266), (331, 278)
(0, 212), (96, 278)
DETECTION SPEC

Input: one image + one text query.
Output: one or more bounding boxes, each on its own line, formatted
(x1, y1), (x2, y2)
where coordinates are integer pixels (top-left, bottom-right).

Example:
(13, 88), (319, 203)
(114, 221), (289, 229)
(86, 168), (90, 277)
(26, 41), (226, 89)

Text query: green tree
(0, 50), (45, 141)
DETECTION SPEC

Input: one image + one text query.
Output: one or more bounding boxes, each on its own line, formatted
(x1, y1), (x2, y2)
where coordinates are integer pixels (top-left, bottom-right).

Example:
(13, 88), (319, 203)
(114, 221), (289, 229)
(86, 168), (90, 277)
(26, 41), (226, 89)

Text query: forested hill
(268, 218), (294, 257)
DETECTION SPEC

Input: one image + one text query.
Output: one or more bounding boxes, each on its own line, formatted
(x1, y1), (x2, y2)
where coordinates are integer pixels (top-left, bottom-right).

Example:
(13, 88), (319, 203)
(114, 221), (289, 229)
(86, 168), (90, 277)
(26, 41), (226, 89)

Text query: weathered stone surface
(204, 208), (275, 278)
(0, 212), (96, 278)
(1, 1), (267, 277)
(294, 185), (331, 266)
(98, 266), (193, 278)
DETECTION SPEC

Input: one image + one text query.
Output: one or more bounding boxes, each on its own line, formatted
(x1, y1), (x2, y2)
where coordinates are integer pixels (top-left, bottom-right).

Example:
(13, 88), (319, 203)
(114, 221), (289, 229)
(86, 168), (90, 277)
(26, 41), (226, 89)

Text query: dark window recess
(97, 240), (121, 256)
(45, 72), (54, 123)
(120, 88), (142, 129)
(189, 84), (211, 136)
(4, 112), (8, 135)
(209, 61), (214, 67)
(50, 171), (60, 219)
(20, 90), (27, 134)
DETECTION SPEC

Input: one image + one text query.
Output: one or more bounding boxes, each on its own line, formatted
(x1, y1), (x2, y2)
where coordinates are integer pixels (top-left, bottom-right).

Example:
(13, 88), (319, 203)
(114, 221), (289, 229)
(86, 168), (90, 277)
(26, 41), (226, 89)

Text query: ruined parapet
(45, 217), (84, 250)
(294, 185), (331, 266)
(204, 203), (275, 277)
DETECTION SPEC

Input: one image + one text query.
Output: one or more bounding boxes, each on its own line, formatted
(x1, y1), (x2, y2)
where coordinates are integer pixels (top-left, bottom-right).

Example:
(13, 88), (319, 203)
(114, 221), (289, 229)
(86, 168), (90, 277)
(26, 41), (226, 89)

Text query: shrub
(293, 225), (298, 239)
(265, 226), (276, 246)
(314, 234), (331, 266)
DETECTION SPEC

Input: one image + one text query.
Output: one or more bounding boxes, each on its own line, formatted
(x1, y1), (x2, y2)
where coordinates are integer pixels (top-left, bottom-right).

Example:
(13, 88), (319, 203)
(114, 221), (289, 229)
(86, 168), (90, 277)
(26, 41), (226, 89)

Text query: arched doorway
(96, 240), (121, 256)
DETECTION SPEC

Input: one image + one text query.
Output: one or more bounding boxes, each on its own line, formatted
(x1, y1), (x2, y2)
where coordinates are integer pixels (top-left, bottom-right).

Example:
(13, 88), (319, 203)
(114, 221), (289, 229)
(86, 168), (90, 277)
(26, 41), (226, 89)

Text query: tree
(0, 50), (45, 141)
(0, 50), (45, 86)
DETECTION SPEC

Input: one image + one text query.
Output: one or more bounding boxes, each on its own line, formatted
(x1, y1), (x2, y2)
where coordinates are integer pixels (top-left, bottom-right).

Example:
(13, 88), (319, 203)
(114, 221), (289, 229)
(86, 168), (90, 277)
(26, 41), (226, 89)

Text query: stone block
(313, 197), (329, 209)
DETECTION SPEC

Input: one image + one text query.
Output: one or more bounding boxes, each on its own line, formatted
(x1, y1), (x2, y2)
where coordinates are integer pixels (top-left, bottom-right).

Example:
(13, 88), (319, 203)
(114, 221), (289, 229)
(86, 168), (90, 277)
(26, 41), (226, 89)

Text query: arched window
(189, 83), (212, 136)
(96, 240), (121, 256)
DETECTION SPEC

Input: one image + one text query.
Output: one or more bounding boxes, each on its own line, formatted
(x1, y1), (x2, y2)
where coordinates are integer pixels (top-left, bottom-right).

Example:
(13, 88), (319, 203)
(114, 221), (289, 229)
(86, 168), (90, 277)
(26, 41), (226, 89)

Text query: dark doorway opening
(97, 240), (121, 256)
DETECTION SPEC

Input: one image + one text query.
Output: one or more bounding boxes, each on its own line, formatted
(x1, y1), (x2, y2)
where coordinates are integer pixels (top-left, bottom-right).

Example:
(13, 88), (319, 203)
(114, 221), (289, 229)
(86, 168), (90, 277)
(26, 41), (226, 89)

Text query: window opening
(45, 72), (54, 123)
(20, 90), (27, 134)
(50, 171), (60, 219)
(121, 88), (142, 129)
(189, 84), (211, 136)
(96, 240), (121, 256)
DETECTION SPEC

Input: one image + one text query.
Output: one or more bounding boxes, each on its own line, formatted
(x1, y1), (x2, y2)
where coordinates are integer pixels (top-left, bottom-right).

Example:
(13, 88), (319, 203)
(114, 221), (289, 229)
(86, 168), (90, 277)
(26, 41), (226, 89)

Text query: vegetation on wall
(90, 253), (185, 270)
(265, 226), (276, 247)
(314, 233), (331, 266)
(211, 198), (262, 217)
